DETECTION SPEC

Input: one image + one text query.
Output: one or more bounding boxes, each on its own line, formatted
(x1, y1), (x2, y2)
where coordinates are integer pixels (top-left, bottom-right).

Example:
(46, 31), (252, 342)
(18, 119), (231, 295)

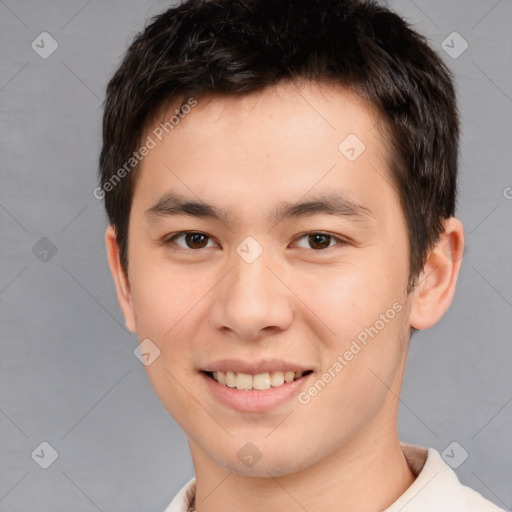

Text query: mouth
(202, 369), (314, 391)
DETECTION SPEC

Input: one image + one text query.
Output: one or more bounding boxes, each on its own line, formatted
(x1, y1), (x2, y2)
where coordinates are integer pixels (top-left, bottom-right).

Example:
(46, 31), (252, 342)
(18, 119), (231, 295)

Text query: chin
(210, 442), (316, 478)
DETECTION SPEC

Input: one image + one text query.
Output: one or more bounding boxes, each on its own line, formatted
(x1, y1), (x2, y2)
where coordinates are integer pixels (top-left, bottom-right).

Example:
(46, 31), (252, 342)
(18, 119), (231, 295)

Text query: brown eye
(294, 232), (343, 250)
(308, 233), (332, 250)
(184, 232), (209, 249)
(166, 232), (214, 250)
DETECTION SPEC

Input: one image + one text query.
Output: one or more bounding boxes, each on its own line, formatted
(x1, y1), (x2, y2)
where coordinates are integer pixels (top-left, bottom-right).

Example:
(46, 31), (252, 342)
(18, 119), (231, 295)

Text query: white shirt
(164, 443), (506, 512)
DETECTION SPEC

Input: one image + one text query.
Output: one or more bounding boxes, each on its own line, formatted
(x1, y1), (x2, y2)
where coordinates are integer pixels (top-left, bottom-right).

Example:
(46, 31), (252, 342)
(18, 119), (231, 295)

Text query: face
(119, 82), (415, 476)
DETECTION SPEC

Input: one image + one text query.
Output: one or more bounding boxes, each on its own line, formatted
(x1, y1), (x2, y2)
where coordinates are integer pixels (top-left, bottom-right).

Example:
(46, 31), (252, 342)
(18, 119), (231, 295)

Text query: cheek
(299, 256), (409, 406)
(129, 267), (204, 424)
(129, 248), (199, 333)
(299, 258), (402, 346)
(300, 307), (408, 444)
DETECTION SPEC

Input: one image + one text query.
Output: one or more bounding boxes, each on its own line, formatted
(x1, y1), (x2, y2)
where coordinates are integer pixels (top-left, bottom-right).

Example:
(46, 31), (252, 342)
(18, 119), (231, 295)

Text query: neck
(189, 428), (416, 512)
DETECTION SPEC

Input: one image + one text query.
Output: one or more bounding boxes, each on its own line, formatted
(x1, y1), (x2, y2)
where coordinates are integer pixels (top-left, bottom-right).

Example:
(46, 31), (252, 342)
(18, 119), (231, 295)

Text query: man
(99, 0), (505, 510)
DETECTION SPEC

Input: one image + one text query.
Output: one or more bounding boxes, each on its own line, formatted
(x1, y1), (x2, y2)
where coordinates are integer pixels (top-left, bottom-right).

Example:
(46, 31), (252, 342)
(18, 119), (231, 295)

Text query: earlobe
(409, 217), (465, 330)
(105, 225), (137, 333)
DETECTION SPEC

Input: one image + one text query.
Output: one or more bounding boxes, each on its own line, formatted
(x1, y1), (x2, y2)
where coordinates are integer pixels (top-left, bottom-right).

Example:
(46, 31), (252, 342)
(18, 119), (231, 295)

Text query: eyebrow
(145, 191), (374, 224)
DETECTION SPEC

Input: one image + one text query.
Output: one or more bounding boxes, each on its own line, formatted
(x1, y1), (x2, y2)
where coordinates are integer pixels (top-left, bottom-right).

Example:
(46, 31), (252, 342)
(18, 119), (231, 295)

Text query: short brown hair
(99, 0), (459, 291)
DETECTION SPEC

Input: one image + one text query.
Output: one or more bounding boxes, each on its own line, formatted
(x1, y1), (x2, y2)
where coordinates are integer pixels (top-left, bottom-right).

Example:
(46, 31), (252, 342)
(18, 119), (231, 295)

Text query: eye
(162, 230), (346, 252)
(164, 231), (216, 250)
(293, 231), (346, 250)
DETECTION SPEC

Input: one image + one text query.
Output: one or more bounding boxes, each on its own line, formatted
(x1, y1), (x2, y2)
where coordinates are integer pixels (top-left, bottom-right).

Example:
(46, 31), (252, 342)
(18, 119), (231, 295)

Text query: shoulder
(460, 484), (506, 512)
(385, 443), (506, 512)
(163, 477), (196, 512)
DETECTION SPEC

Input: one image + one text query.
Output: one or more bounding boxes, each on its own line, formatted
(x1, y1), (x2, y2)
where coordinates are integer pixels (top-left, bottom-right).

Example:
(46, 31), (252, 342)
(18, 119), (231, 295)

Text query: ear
(409, 217), (465, 330)
(105, 225), (137, 333)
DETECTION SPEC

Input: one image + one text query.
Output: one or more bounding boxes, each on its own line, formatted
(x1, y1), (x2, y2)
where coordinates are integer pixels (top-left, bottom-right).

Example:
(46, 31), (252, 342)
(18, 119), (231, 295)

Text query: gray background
(0, 0), (511, 510)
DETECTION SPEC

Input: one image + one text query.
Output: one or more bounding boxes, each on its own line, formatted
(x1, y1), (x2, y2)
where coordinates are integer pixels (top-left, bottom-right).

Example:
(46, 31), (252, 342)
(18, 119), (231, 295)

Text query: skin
(106, 81), (465, 512)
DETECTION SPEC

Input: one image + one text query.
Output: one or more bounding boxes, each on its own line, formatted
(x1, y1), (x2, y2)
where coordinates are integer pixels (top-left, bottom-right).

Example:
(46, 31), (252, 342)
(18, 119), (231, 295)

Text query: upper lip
(202, 359), (312, 374)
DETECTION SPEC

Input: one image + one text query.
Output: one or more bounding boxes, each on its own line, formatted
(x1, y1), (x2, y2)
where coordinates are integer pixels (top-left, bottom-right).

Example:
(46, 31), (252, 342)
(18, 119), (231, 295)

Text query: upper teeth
(212, 370), (304, 391)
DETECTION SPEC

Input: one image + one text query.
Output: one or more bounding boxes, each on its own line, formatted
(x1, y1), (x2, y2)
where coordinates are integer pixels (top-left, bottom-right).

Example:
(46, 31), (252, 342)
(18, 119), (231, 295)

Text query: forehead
(134, 81), (397, 224)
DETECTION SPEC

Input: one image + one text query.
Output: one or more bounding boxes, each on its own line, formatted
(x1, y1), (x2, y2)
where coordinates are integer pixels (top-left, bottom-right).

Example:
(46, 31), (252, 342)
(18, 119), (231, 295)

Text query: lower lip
(201, 372), (312, 413)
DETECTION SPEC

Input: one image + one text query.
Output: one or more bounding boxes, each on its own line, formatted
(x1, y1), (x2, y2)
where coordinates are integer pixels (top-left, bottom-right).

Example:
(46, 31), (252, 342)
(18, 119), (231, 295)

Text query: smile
(206, 370), (313, 391)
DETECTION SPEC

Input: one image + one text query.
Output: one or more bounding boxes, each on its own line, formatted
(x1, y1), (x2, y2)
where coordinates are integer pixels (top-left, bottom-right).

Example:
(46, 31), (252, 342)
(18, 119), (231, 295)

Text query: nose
(208, 245), (294, 341)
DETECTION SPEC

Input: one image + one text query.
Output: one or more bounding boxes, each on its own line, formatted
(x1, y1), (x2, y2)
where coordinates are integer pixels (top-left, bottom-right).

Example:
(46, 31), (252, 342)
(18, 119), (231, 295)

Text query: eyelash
(162, 230), (348, 252)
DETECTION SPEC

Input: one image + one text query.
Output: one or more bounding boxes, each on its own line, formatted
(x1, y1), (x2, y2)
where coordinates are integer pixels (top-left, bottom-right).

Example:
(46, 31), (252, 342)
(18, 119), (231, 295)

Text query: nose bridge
(229, 241), (276, 312)
(230, 233), (275, 291)
(210, 238), (293, 339)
